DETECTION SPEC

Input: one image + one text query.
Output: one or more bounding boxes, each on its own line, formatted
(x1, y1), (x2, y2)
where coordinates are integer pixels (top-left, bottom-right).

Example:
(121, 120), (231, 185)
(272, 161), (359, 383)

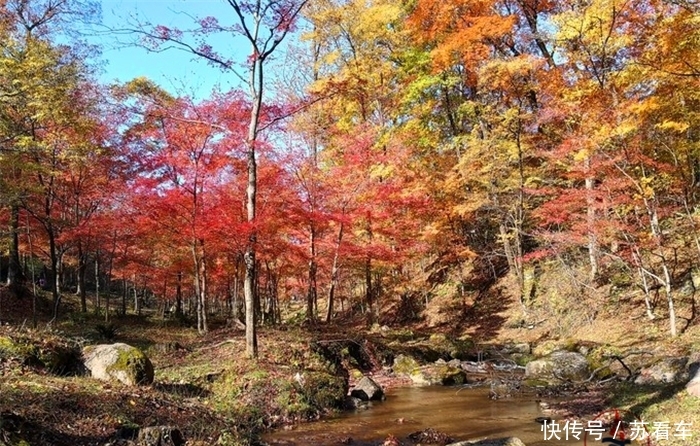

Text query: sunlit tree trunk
(95, 250), (100, 313)
(192, 240), (208, 334)
(243, 52), (263, 358)
(193, 243), (203, 333)
(584, 156), (599, 283)
(200, 245), (208, 333)
(121, 278), (127, 316)
(133, 274), (140, 315)
(644, 196), (676, 337)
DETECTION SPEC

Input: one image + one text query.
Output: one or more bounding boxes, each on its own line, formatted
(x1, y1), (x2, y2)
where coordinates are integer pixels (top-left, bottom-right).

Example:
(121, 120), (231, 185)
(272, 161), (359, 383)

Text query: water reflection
(265, 386), (586, 445)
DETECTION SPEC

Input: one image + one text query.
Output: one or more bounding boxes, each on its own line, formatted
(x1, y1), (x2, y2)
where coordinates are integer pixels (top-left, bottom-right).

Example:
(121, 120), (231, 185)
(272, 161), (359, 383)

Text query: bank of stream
(264, 386), (586, 446)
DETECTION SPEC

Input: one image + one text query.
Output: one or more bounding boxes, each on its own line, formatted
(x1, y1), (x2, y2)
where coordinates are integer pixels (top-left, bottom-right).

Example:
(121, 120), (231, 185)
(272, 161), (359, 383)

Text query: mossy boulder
(393, 353), (466, 385)
(82, 343), (154, 386)
(300, 371), (348, 409)
(383, 328), (415, 342)
(427, 333), (473, 360)
(409, 364), (467, 386)
(584, 345), (624, 380)
(512, 353), (535, 367)
(212, 367), (348, 430)
(386, 334), (472, 365)
(393, 354), (420, 375)
(0, 335), (39, 364)
(0, 333), (83, 375)
(388, 342), (444, 363)
(533, 339), (598, 357)
(532, 340), (567, 357)
(501, 343), (531, 355)
(525, 351), (590, 384)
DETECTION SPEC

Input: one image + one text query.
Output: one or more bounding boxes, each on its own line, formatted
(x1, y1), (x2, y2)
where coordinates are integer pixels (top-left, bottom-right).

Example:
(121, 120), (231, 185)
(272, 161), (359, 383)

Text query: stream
(264, 386), (587, 445)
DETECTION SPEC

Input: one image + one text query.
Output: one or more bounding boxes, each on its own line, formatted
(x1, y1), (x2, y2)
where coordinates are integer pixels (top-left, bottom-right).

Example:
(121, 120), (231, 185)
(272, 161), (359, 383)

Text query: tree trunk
(244, 246), (257, 356)
(243, 54), (263, 358)
(307, 227), (317, 321)
(7, 203), (25, 288)
(77, 243), (87, 313)
(364, 214), (373, 318)
(176, 271), (183, 316)
(515, 127), (526, 307)
(95, 250), (100, 313)
(192, 240), (208, 334)
(133, 280), (140, 315)
(26, 216), (37, 328)
(105, 231), (117, 323)
(584, 156), (599, 282)
(664, 266), (677, 337)
(644, 196), (676, 337)
(365, 257), (373, 313)
(201, 253), (208, 333)
(193, 244), (203, 332)
(122, 278), (127, 316)
(48, 226), (61, 320)
(630, 247), (656, 320)
(326, 217), (345, 322)
(232, 258), (242, 321)
(500, 222), (522, 286)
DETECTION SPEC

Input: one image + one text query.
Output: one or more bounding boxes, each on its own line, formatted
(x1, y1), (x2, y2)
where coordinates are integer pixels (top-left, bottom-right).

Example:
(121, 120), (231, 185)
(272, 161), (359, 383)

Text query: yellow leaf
(574, 148), (590, 162)
(656, 120), (689, 133)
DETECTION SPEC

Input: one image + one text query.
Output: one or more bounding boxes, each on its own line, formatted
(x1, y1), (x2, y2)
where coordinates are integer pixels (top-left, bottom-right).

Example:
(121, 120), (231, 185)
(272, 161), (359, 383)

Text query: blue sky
(95, 1), (258, 99)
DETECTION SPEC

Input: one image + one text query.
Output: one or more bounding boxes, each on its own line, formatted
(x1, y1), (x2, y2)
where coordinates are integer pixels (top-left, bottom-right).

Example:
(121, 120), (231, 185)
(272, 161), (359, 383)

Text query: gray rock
(525, 351), (590, 384)
(350, 376), (384, 401)
(82, 343), (154, 386)
(447, 437), (526, 446)
(137, 426), (184, 446)
(635, 357), (689, 385)
(447, 358), (462, 368)
(687, 375), (700, 397)
(686, 357), (700, 397)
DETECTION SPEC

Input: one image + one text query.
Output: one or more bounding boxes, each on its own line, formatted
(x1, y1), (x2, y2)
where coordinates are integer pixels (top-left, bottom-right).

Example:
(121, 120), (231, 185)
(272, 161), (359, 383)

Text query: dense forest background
(1, 0), (699, 348)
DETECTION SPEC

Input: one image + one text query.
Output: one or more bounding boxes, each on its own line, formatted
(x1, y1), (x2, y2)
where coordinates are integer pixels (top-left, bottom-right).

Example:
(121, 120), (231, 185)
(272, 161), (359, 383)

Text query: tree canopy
(0, 0), (698, 342)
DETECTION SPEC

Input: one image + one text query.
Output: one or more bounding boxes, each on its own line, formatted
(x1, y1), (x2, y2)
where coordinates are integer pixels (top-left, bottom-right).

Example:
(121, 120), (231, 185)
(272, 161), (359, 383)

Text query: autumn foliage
(0, 0), (698, 340)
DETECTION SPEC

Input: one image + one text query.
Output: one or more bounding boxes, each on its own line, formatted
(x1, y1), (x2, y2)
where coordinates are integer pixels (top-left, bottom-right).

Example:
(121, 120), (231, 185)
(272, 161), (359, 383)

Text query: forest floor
(1, 285), (700, 446)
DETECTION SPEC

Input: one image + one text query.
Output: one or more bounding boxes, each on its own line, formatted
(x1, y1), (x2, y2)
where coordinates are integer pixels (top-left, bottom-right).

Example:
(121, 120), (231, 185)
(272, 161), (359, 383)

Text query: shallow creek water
(264, 386), (587, 445)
